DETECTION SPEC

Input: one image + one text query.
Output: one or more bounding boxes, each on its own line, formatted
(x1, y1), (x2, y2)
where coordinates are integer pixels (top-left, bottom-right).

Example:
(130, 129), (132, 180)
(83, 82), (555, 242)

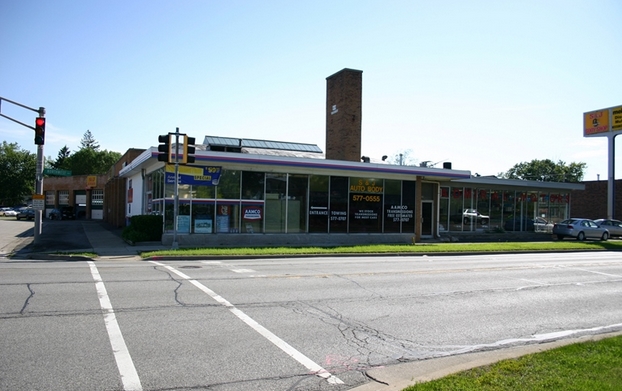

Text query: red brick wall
(571, 180), (622, 220)
(326, 68), (363, 162)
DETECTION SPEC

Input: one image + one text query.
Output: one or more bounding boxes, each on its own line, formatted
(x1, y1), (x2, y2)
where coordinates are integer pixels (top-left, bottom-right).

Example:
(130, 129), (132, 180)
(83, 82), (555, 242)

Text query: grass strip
(141, 241), (622, 258)
(405, 335), (622, 391)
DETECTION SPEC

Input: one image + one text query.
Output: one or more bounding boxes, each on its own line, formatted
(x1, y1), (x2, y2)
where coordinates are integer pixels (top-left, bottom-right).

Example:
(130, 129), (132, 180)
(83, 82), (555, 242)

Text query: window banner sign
(165, 165), (221, 185)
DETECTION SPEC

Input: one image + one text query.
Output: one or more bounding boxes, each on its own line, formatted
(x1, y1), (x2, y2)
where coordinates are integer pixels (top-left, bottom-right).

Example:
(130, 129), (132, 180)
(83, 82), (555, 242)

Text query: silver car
(593, 219), (622, 238)
(553, 218), (609, 241)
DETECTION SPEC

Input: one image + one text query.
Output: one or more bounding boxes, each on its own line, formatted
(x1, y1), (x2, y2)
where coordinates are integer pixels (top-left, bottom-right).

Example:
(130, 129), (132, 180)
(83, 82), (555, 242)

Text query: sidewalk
(12, 219), (167, 260)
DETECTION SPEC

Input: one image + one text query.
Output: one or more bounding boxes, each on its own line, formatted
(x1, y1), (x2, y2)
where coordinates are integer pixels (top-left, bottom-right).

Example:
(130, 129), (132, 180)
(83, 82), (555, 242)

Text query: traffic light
(34, 117), (46, 145)
(183, 136), (196, 164)
(157, 134), (171, 162)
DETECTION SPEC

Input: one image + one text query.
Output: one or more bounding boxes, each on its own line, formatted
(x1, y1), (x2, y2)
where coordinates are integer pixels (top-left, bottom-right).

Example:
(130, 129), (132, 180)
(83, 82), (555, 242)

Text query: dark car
(48, 208), (62, 220)
(16, 208), (35, 221)
(61, 206), (75, 219)
(593, 219), (622, 237)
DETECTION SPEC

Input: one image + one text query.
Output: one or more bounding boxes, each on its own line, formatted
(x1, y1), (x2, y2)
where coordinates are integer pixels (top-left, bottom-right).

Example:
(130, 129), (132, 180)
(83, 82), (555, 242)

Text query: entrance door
(422, 201), (433, 236)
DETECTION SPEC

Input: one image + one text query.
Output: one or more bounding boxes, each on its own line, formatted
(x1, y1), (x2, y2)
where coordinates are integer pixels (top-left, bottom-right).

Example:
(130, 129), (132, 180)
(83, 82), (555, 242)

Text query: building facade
(117, 137), (583, 247)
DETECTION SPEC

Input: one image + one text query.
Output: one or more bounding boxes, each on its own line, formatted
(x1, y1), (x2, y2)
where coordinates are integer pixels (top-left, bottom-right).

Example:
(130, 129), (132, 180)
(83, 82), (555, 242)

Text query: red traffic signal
(34, 117), (46, 145)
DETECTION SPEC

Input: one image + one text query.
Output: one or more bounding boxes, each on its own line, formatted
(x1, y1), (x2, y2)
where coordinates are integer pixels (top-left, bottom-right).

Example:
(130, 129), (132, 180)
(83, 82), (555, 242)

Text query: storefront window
(241, 171), (263, 200)
(265, 173), (287, 233)
(287, 174), (308, 233)
(192, 202), (214, 233)
(503, 190), (516, 224)
(309, 175), (329, 233)
(449, 187), (464, 231)
(214, 203), (239, 233)
(384, 180), (402, 233)
(490, 190), (502, 230)
(439, 187), (449, 232)
(215, 169), (240, 199)
(402, 181), (416, 233)
(329, 177), (348, 233)
(349, 177), (383, 233)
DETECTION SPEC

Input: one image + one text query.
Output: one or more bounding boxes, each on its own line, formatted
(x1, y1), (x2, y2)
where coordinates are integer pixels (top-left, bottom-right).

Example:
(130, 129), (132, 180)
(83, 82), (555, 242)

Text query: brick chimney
(325, 68), (363, 162)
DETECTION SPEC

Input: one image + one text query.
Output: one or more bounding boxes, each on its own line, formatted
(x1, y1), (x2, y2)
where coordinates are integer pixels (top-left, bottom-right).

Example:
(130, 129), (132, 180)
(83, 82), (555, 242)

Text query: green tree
(388, 149), (418, 166)
(65, 148), (121, 175)
(499, 159), (586, 183)
(0, 142), (36, 206)
(80, 130), (100, 151)
(55, 131), (121, 175)
(51, 145), (71, 170)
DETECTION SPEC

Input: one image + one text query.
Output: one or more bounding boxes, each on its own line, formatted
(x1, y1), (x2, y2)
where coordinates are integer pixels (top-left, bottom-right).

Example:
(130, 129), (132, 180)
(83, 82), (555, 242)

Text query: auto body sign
(165, 165), (222, 185)
(583, 105), (622, 137)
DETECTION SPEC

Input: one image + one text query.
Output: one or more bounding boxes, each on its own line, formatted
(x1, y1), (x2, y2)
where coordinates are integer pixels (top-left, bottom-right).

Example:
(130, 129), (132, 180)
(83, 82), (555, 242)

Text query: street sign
(32, 194), (45, 210)
(43, 168), (72, 176)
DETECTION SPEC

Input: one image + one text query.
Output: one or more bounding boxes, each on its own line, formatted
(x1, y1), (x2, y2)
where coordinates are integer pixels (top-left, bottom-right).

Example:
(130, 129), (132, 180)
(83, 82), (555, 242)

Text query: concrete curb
(349, 331), (622, 391)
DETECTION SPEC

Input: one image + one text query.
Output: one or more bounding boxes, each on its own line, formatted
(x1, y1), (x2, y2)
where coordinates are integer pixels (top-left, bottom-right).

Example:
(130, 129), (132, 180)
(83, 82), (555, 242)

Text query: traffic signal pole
(34, 108), (45, 242)
(0, 97), (45, 245)
(172, 128), (180, 249)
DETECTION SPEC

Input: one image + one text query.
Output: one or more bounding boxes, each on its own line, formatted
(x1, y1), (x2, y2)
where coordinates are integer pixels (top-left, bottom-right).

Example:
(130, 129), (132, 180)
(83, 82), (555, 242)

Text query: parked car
(462, 209), (489, 225)
(505, 217), (553, 232)
(61, 206), (75, 220)
(48, 208), (62, 220)
(16, 208), (35, 221)
(552, 218), (609, 241)
(593, 219), (622, 237)
(1, 207), (17, 217)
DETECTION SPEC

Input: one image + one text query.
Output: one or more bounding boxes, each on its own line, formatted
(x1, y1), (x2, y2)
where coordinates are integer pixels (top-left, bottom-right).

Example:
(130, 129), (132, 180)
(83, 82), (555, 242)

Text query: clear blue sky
(2, 1), (621, 180)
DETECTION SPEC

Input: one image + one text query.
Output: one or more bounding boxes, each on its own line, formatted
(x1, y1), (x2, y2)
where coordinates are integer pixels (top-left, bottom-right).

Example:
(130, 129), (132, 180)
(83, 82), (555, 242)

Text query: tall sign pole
(583, 105), (622, 219)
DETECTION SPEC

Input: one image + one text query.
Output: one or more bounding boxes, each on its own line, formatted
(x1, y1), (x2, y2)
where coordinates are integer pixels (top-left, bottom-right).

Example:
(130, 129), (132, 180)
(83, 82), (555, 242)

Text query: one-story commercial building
(114, 69), (584, 246)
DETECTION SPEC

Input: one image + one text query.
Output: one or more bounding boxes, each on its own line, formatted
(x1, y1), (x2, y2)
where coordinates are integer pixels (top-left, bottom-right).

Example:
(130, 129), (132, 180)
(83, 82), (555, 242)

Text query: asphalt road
(1, 251), (621, 390)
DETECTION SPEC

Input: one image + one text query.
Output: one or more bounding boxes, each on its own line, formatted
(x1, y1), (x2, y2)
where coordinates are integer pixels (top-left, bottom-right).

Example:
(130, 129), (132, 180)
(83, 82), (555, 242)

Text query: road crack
(20, 283), (35, 315)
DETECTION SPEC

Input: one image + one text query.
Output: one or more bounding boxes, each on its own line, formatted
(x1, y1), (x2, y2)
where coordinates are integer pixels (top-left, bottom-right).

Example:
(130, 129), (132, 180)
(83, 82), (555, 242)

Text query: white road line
(568, 267), (622, 278)
(201, 261), (256, 274)
(88, 261), (143, 391)
(151, 261), (343, 385)
(231, 268), (256, 273)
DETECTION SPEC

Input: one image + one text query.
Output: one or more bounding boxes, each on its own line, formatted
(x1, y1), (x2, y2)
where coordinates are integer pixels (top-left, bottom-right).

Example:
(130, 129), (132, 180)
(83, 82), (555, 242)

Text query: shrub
(122, 215), (163, 244)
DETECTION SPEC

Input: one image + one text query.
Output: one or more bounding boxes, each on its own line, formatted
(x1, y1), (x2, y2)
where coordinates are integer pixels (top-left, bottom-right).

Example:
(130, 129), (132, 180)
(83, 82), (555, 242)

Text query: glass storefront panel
(242, 201), (263, 233)
(349, 177), (383, 233)
(384, 180), (402, 233)
(329, 177), (348, 233)
(463, 187), (475, 231)
(265, 173), (287, 233)
(402, 181), (416, 233)
(217, 170), (241, 199)
(192, 201), (214, 233)
(241, 171), (263, 200)
(502, 190), (516, 227)
(439, 187), (449, 232)
(287, 174), (308, 233)
(215, 202), (240, 233)
(309, 175), (329, 233)
(449, 187), (464, 231)
(490, 190), (502, 231)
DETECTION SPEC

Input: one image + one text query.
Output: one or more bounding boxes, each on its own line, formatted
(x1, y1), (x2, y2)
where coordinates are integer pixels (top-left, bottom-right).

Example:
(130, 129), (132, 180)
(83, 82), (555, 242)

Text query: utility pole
(0, 96), (46, 245)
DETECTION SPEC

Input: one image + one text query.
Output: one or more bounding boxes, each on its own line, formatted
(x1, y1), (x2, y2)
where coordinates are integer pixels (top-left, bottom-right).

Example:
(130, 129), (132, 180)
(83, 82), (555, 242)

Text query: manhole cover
(179, 265), (201, 269)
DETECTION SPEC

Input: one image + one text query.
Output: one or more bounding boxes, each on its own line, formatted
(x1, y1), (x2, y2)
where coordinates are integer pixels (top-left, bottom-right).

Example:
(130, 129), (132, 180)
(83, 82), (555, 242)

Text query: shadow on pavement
(13, 219), (123, 257)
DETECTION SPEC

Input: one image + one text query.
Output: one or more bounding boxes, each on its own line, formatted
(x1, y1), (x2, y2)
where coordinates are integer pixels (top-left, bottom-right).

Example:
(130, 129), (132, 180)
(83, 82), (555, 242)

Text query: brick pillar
(326, 68), (363, 162)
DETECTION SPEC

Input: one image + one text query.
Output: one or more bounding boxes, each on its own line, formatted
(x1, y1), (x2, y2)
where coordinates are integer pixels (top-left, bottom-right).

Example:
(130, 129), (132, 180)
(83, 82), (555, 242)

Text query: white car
(462, 209), (489, 225)
(0, 208), (17, 217)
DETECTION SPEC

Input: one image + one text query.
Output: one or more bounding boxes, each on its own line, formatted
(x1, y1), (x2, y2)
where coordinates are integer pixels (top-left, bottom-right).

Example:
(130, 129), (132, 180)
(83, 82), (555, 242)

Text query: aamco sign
(243, 206), (262, 220)
(584, 105), (622, 137)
